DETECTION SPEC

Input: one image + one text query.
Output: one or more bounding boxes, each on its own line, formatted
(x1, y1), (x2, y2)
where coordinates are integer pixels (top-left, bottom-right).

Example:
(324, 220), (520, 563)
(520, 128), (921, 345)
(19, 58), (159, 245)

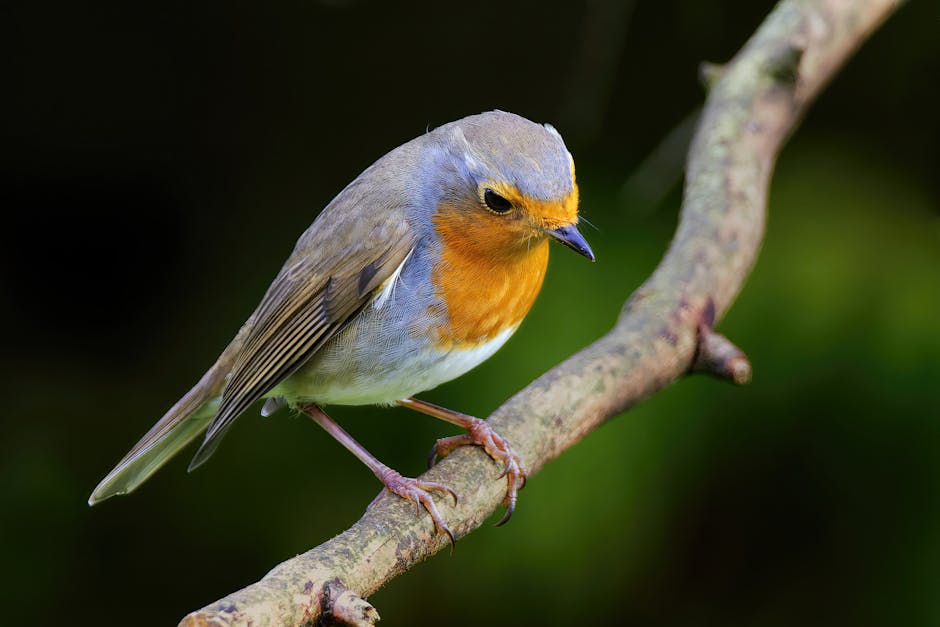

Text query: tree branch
(181, 1), (902, 624)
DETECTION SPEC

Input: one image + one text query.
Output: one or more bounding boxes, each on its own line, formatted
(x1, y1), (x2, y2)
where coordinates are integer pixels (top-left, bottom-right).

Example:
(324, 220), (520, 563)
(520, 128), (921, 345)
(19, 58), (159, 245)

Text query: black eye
(483, 189), (512, 214)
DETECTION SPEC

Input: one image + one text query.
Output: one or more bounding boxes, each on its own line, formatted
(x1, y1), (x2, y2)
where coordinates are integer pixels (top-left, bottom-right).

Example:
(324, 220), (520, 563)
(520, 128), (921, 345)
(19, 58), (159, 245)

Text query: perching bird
(89, 111), (594, 542)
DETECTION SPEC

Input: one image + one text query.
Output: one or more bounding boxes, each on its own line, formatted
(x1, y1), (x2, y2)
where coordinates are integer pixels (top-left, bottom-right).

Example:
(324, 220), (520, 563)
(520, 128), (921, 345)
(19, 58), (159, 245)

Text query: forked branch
(181, 1), (902, 624)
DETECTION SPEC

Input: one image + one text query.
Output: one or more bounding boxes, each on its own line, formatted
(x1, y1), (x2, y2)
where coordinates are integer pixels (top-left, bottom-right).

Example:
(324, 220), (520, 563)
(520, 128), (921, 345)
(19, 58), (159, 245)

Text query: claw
(376, 468), (458, 545)
(400, 398), (528, 530)
(438, 483), (459, 506)
(442, 525), (456, 552)
(510, 459), (529, 489)
(495, 497), (515, 527)
(440, 418), (528, 526)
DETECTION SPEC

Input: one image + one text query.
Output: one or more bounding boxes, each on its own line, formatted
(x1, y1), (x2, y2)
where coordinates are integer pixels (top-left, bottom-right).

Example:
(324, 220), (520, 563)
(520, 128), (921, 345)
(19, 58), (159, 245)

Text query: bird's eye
(483, 189), (512, 214)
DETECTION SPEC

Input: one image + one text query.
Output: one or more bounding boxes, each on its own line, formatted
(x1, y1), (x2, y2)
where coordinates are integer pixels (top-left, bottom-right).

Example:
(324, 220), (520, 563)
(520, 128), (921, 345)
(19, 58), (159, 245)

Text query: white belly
(325, 324), (515, 405)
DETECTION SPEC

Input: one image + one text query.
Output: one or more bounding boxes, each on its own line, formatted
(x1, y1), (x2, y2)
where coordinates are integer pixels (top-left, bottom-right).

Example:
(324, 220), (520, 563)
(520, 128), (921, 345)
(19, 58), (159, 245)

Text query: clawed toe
(495, 495), (516, 527)
(446, 418), (529, 527)
(491, 450), (525, 526)
(428, 434), (472, 468)
(422, 479), (458, 507)
(398, 398), (529, 529)
(376, 468), (457, 547)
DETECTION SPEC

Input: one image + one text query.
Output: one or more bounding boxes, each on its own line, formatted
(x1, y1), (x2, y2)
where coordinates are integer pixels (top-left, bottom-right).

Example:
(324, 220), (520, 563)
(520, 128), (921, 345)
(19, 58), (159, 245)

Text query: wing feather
(188, 223), (415, 470)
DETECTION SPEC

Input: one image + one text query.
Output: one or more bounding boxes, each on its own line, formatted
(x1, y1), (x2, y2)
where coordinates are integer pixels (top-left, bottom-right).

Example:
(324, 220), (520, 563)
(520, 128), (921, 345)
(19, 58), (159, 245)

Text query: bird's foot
(429, 418), (528, 526)
(372, 466), (457, 547)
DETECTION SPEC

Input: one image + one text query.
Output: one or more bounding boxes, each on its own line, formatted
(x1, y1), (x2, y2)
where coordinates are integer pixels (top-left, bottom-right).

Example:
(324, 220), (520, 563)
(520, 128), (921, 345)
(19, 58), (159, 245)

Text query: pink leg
(302, 403), (457, 545)
(398, 397), (528, 526)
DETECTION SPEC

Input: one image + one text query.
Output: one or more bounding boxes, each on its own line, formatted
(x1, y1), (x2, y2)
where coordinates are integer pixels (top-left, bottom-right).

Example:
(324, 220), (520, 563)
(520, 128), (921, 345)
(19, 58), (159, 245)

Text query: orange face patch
(430, 179), (578, 348)
(480, 175), (579, 232)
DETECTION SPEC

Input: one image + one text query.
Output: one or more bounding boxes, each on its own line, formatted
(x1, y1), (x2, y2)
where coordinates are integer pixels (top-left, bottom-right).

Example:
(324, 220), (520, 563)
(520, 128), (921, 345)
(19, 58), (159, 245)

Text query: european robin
(89, 111), (594, 542)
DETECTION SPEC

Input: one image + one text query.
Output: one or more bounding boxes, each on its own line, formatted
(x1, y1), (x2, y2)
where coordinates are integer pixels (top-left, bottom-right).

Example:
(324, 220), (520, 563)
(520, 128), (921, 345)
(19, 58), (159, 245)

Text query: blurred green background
(1, 0), (938, 625)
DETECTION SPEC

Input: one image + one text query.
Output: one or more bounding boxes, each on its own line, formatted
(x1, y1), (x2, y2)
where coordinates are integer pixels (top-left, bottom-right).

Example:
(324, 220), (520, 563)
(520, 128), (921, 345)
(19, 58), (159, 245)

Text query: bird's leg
(301, 403), (457, 545)
(398, 397), (527, 526)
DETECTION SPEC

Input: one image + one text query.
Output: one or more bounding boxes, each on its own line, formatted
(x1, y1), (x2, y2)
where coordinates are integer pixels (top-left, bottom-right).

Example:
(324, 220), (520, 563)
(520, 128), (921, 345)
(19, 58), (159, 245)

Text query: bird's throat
(431, 218), (549, 349)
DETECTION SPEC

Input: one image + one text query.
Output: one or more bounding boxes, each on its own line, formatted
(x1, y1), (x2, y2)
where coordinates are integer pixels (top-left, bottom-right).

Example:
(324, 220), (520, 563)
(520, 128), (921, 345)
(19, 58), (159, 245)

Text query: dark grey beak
(547, 224), (595, 262)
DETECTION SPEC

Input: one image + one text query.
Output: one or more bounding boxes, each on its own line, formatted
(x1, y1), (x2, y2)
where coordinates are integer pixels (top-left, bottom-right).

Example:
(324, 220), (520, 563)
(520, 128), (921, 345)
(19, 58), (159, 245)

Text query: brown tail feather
(88, 327), (247, 505)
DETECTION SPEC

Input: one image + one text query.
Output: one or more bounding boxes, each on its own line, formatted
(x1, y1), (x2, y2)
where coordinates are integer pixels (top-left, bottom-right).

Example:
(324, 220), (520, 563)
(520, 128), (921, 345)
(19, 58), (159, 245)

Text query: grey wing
(188, 212), (415, 470)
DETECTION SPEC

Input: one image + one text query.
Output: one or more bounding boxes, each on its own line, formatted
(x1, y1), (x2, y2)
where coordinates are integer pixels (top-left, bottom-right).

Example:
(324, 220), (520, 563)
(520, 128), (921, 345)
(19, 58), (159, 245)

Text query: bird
(89, 110), (595, 543)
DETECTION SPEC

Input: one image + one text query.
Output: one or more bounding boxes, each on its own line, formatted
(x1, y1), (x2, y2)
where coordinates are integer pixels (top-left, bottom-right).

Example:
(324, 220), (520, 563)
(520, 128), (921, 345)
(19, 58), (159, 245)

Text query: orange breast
(431, 207), (549, 349)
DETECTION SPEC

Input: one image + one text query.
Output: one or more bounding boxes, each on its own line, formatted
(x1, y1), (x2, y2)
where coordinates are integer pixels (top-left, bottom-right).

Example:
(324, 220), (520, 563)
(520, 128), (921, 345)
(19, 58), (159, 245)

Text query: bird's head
(428, 111), (594, 263)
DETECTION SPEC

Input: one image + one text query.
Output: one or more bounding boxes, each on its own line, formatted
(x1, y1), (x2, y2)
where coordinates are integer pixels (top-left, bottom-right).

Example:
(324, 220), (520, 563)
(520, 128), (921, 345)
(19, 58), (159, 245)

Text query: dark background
(2, 1), (938, 625)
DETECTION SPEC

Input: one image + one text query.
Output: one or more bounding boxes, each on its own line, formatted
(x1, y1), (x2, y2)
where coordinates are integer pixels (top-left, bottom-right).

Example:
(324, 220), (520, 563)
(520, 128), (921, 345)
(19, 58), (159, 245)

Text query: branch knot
(691, 300), (752, 385)
(319, 579), (379, 627)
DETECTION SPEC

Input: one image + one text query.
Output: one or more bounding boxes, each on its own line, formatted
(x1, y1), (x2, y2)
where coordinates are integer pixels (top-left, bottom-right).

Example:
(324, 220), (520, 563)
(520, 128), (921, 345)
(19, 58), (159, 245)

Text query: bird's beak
(547, 224), (595, 262)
